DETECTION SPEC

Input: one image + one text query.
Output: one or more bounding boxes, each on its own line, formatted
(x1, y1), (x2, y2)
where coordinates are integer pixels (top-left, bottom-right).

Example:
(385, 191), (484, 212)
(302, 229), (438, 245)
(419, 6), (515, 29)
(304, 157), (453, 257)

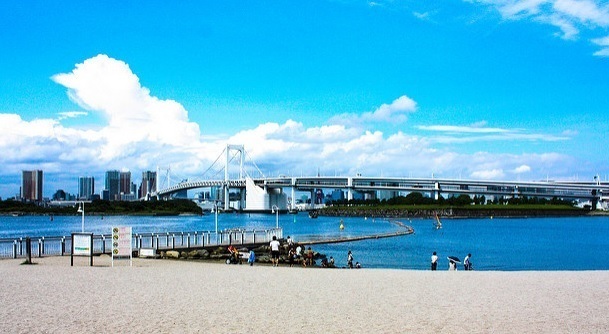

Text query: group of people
(270, 235), (361, 269)
(270, 235), (315, 267)
(431, 251), (473, 271)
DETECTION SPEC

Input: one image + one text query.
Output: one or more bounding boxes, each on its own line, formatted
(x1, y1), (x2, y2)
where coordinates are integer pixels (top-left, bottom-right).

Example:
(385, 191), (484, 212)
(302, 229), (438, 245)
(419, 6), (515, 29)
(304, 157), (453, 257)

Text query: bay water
(1, 213), (608, 271)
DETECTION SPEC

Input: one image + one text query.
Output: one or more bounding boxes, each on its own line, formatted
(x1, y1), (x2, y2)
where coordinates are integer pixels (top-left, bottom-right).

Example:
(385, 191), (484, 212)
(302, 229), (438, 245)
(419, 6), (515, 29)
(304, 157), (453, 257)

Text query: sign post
(111, 226), (132, 267)
(71, 233), (93, 266)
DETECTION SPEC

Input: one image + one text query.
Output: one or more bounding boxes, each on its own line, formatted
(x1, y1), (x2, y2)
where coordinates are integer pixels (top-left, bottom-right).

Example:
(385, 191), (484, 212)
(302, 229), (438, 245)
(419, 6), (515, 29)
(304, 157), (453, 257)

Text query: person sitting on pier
(288, 247), (296, 267)
(228, 245), (240, 264)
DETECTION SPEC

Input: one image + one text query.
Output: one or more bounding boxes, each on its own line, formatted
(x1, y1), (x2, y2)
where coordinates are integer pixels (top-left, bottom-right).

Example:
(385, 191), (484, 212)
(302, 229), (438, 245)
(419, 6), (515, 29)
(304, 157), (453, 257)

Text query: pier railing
(0, 228), (283, 260)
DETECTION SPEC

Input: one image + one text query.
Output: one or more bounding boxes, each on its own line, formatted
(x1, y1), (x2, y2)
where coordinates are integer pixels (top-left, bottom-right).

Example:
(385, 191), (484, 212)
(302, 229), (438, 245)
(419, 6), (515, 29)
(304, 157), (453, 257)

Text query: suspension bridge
(150, 144), (609, 211)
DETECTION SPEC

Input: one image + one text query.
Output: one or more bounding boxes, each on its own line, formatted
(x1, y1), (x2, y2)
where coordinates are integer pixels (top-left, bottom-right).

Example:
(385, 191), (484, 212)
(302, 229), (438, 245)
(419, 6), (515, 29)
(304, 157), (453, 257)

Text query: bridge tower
(224, 144), (245, 211)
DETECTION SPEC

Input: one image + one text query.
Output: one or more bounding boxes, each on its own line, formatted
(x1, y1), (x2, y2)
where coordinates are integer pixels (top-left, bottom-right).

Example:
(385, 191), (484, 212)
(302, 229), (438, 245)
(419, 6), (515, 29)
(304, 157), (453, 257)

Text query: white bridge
(151, 145), (609, 211)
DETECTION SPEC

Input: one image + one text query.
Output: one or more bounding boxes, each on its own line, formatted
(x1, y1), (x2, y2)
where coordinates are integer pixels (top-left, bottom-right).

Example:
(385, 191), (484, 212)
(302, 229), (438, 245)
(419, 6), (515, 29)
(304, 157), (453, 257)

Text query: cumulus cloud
(513, 165), (532, 174)
(471, 169), (506, 179)
(51, 55), (202, 161)
(329, 95), (417, 127)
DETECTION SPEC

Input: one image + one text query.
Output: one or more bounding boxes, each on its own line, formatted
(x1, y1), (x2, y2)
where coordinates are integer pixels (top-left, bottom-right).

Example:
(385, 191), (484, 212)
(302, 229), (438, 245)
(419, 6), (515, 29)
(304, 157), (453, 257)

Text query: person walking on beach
(270, 236), (280, 267)
(347, 250), (354, 269)
(464, 253), (472, 271)
(431, 251), (438, 271)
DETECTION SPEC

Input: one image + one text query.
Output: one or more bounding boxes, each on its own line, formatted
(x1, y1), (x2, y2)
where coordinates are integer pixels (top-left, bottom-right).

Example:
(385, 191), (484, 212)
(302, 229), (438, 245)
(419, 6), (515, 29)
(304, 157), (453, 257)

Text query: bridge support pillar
(434, 182), (440, 201)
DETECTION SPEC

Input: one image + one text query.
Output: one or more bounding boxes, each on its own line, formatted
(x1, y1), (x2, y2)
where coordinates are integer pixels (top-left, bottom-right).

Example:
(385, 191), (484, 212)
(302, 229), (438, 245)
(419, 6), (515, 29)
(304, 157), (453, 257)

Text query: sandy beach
(1, 256), (608, 334)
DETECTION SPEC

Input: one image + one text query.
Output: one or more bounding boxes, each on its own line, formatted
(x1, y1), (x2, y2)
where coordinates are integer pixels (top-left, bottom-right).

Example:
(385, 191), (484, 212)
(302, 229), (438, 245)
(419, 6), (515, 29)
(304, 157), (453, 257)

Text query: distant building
(21, 170), (43, 202)
(330, 189), (345, 202)
(119, 171), (131, 196)
(139, 171), (157, 199)
(52, 189), (75, 201)
(101, 189), (110, 201)
(78, 176), (95, 200)
(104, 170), (134, 201)
(105, 170), (120, 201)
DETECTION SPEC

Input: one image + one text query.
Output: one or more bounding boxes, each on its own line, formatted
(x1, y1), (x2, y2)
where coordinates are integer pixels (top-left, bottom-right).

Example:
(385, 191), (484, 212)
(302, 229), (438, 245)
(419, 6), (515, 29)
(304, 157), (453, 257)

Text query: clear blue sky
(1, 0), (608, 198)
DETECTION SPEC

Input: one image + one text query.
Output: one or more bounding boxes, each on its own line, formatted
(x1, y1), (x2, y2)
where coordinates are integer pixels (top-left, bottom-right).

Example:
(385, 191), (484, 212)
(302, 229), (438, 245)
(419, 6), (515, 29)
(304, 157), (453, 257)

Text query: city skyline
(2, 1), (609, 199)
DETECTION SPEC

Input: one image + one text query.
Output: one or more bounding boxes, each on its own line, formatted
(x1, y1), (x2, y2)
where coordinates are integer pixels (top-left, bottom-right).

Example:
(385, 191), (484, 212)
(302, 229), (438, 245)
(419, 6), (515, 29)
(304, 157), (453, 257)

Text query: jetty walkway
(300, 220), (414, 245)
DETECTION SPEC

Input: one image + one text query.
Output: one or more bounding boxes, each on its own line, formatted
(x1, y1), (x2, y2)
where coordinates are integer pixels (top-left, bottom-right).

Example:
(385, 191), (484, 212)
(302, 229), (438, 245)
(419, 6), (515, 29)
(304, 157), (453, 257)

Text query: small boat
(308, 210), (319, 219)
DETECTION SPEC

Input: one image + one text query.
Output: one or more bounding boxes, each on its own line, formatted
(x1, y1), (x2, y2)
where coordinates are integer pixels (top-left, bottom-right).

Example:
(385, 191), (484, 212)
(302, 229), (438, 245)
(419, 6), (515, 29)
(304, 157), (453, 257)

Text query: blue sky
(1, 0), (609, 198)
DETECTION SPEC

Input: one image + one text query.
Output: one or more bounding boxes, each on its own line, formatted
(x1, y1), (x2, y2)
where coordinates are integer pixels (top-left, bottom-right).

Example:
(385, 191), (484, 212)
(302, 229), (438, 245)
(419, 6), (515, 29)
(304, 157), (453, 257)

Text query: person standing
(464, 253), (472, 271)
(248, 250), (256, 266)
(286, 235), (293, 247)
(270, 236), (281, 267)
(347, 250), (354, 269)
(431, 251), (438, 271)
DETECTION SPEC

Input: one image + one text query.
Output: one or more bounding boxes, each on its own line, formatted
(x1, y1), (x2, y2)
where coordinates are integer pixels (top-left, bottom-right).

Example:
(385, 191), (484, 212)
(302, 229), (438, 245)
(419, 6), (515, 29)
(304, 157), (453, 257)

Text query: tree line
(0, 199), (202, 215)
(326, 192), (576, 207)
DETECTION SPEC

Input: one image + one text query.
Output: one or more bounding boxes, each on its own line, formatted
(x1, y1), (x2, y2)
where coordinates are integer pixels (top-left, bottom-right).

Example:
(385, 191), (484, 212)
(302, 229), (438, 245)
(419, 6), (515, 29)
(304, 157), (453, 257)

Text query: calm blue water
(1, 213), (608, 271)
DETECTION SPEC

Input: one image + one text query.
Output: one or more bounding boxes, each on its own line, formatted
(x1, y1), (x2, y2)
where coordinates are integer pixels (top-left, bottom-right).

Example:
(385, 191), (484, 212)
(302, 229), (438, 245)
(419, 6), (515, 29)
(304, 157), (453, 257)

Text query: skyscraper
(139, 171), (157, 199)
(78, 176), (95, 200)
(21, 170), (43, 202)
(119, 171), (131, 195)
(105, 170), (120, 201)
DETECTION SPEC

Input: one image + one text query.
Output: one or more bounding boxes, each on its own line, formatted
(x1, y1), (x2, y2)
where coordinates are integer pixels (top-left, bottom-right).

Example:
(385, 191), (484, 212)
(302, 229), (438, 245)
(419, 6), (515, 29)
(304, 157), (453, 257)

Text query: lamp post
(271, 205), (279, 229)
(77, 201), (85, 232)
(214, 202), (218, 235)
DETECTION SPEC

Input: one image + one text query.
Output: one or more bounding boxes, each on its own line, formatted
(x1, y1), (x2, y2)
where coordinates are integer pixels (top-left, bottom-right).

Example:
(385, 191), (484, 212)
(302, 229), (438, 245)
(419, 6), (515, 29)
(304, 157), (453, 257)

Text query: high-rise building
(21, 170), (43, 202)
(139, 171), (157, 199)
(119, 171), (131, 195)
(105, 170), (120, 201)
(78, 176), (95, 200)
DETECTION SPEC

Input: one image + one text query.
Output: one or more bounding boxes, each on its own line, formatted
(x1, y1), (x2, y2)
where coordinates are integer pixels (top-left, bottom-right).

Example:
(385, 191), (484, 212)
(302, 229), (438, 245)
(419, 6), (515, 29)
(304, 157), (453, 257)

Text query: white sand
(1, 256), (608, 333)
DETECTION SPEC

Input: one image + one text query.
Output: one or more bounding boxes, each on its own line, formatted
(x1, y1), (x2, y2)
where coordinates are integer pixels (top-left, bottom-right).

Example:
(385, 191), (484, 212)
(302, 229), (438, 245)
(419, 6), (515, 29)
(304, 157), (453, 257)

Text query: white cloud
(553, 0), (609, 26)
(57, 111), (88, 120)
(417, 124), (511, 133)
(417, 123), (568, 143)
(513, 165), (532, 173)
(329, 95), (417, 127)
(471, 169), (506, 179)
(51, 55), (202, 161)
(413, 11), (430, 20)
(467, 0), (609, 55)
(497, 0), (549, 18)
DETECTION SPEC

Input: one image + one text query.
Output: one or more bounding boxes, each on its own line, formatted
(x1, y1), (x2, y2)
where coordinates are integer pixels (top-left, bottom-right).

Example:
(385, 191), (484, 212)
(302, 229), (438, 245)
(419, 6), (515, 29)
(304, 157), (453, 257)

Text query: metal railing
(0, 228), (282, 259)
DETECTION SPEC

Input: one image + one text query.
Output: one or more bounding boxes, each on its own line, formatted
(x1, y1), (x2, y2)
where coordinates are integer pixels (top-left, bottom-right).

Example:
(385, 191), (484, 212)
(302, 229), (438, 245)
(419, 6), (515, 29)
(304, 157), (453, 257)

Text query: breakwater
(319, 207), (589, 218)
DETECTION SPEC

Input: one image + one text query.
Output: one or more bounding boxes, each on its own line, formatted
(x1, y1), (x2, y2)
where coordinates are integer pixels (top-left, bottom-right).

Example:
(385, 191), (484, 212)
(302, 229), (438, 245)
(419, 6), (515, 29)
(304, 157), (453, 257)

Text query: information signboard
(71, 233), (93, 266)
(111, 226), (132, 267)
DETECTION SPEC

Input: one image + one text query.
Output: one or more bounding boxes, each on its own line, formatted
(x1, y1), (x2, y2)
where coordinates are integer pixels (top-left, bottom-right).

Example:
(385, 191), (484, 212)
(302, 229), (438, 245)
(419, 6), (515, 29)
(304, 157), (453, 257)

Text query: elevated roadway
(154, 176), (608, 204)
